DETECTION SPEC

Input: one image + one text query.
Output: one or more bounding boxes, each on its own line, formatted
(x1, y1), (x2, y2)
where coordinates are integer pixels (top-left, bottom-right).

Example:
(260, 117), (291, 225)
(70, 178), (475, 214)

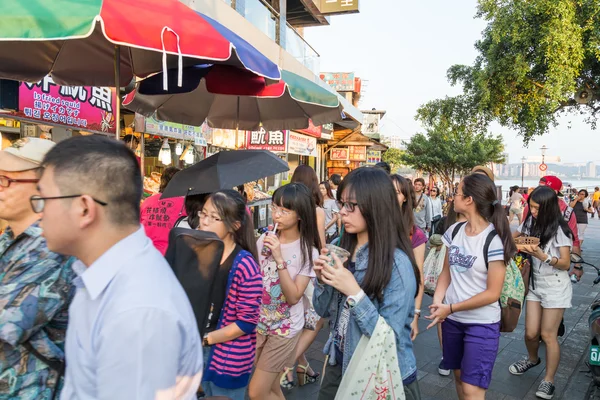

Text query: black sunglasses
(30, 195), (108, 213)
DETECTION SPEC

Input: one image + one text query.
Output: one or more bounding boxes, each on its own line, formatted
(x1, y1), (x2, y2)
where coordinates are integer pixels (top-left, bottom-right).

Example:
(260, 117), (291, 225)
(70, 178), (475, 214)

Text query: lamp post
(540, 145), (548, 164)
(521, 156), (526, 187)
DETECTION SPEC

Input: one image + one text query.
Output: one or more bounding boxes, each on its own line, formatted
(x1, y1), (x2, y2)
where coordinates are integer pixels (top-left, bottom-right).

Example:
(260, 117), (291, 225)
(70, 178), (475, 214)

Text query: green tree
(401, 96), (505, 191)
(448, 0), (600, 142)
(381, 148), (404, 172)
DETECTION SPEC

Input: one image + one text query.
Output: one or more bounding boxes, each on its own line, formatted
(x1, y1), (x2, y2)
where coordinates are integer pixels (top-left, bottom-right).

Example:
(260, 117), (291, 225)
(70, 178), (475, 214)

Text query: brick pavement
(284, 218), (600, 400)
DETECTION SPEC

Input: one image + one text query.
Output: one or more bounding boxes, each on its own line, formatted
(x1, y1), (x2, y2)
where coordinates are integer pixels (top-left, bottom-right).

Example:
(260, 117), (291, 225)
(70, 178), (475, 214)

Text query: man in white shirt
(34, 135), (203, 400)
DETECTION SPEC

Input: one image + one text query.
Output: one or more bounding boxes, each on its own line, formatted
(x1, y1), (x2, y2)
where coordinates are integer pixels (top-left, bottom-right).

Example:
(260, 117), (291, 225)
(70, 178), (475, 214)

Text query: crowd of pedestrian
(0, 135), (589, 400)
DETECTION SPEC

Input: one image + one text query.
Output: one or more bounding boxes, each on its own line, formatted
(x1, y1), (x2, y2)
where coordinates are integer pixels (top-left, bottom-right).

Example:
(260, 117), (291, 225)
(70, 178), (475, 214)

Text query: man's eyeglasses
(336, 201), (359, 213)
(0, 175), (39, 188)
(270, 205), (292, 217)
(30, 195), (108, 213)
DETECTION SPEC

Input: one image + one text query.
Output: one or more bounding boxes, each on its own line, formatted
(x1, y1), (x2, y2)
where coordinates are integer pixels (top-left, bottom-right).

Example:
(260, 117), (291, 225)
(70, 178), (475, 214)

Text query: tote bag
(335, 317), (405, 400)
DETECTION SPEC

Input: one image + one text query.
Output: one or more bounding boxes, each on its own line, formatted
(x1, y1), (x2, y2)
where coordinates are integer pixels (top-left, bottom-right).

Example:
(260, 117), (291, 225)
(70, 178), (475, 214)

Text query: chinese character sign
(288, 132), (317, 157)
(246, 129), (287, 152)
(17, 76), (117, 134)
(319, 0), (359, 15)
(330, 148), (349, 161)
(320, 72), (355, 92)
(366, 150), (382, 165)
(144, 115), (203, 140)
(349, 146), (367, 161)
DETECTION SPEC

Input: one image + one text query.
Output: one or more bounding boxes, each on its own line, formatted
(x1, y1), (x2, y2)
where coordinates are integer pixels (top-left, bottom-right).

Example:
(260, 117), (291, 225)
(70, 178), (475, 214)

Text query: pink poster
(16, 76), (117, 134)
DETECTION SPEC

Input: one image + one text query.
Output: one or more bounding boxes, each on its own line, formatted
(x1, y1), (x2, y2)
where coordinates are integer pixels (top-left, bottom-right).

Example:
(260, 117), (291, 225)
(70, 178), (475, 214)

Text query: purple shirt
(411, 226), (428, 249)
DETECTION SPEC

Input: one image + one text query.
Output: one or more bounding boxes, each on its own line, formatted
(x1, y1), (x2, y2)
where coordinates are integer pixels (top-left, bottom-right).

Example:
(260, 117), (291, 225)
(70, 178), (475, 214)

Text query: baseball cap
(543, 175), (564, 196)
(0, 137), (55, 172)
(471, 165), (495, 181)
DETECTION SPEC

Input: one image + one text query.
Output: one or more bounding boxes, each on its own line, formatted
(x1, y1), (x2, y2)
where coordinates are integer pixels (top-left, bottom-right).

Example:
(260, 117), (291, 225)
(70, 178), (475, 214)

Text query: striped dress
(203, 250), (262, 389)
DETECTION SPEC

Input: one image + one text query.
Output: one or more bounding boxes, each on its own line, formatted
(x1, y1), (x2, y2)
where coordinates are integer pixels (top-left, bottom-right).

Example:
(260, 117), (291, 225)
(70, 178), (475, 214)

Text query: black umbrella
(161, 150), (289, 198)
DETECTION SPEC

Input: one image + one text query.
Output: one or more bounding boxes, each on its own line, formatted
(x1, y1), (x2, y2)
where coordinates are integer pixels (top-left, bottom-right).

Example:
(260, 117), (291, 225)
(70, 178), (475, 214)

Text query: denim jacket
(313, 245), (417, 380)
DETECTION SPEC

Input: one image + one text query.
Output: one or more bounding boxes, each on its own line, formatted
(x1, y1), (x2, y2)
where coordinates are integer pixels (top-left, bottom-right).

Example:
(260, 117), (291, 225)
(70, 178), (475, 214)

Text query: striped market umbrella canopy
(0, 0), (281, 87)
(123, 65), (343, 131)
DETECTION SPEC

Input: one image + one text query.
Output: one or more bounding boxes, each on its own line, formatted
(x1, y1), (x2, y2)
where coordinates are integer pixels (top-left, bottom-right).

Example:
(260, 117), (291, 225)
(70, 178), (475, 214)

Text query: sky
(304, 0), (595, 164)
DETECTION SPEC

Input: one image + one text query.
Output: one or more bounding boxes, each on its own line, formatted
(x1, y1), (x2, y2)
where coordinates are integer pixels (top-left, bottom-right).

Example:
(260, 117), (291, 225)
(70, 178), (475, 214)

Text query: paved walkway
(285, 218), (600, 400)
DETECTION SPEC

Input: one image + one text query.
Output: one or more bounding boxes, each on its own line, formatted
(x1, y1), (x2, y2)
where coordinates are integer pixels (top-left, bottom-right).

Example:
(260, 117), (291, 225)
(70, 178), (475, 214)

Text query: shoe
(558, 319), (565, 337)
(571, 274), (579, 283)
(509, 357), (541, 375)
(438, 359), (451, 376)
(536, 380), (555, 399)
(296, 363), (319, 386)
(280, 367), (295, 390)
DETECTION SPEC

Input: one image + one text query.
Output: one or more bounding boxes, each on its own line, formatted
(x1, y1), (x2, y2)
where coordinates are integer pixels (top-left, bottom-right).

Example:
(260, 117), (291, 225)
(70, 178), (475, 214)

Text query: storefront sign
(319, 0), (359, 16)
(194, 135), (208, 147)
(288, 131), (317, 157)
(321, 123), (334, 140)
(145, 115), (202, 140)
(366, 149), (382, 165)
(211, 128), (243, 149)
(246, 128), (287, 152)
(296, 120), (322, 138)
(349, 146), (367, 162)
(330, 147), (349, 161)
(320, 72), (355, 92)
(362, 113), (380, 136)
(17, 76), (117, 134)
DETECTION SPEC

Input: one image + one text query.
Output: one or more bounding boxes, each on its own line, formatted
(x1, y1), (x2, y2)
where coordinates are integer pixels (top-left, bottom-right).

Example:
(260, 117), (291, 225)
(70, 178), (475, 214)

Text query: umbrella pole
(114, 45), (121, 140)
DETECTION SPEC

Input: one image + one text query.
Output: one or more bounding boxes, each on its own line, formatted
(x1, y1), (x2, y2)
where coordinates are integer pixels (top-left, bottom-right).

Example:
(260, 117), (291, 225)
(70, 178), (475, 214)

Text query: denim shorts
(441, 318), (500, 389)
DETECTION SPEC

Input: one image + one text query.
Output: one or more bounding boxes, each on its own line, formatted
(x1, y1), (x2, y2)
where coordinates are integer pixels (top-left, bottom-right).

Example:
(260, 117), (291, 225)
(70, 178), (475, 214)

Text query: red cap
(542, 176), (564, 196)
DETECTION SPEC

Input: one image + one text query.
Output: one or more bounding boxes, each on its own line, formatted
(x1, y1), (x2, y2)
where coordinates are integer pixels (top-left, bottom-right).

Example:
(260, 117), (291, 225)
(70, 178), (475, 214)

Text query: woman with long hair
(390, 174), (427, 341)
(427, 173), (517, 400)
(508, 186), (573, 399)
(313, 168), (422, 400)
(430, 186), (443, 234)
(570, 188), (593, 247)
(508, 185), (525, 224)
(197, 190), (262, 400)
(249, 183), (320, 400)
(291, 165), (326, 247)
(320, 181), (340, 243)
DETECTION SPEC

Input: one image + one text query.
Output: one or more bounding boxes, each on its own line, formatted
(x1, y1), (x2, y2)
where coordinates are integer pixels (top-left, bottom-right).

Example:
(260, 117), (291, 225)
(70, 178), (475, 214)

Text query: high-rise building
(588, 161), (596, 178)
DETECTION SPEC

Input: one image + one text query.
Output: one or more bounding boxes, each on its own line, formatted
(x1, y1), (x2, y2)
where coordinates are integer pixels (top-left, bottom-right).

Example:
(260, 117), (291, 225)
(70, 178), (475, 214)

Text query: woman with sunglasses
(430, 186), (443, 235)
(195, 190), (262, 400)
(313, 168), (422, 400)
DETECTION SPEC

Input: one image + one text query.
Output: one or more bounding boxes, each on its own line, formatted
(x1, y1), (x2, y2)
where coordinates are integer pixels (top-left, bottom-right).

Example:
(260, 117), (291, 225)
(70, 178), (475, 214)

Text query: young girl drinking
(197, 190), (262, 400)
(249, 183), (320, 400)
(427, 173), (517, 400)
(509, 186), (573, 400)
(313, 168), (422, 400)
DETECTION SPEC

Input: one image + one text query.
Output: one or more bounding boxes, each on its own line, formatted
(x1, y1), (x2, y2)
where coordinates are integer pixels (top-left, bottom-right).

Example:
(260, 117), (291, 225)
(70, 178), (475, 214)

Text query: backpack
(451, 222), (525, 333)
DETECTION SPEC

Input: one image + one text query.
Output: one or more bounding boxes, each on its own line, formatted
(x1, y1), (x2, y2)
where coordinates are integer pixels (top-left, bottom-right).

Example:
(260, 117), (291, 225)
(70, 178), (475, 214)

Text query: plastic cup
(325, 244), (351, 266)
(261, 223), (278, 257)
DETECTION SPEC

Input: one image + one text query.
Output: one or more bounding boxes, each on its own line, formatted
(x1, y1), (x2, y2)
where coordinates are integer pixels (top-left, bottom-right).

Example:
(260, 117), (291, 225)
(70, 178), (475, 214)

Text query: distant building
(587, 161), (596, 178)
(384, 135), (405, 150)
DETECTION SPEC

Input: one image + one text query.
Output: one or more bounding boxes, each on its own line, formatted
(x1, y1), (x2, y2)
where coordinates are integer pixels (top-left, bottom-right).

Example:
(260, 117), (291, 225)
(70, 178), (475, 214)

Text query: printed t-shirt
(442, 222), (505, 324)
(140, 194), (185, 255)
(518, 219), (572, 277)
(256, 234), (318, 338)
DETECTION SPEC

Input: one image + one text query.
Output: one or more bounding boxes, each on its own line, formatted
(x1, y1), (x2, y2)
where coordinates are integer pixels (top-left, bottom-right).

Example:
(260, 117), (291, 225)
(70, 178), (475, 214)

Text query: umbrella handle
(160, 26), (183, 90)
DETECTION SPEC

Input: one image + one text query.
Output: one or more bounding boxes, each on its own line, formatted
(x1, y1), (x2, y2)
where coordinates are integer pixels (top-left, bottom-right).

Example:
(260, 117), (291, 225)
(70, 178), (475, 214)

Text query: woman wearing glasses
(313, 168), (422, 400)
(249, 183), (320, 400)
(195, 190), (262, 400)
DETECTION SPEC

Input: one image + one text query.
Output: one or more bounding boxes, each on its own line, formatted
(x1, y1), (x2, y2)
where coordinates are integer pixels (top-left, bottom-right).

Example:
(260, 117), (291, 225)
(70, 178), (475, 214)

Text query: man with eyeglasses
(36, 135), (203, 399)
(0, 137), (75, 399)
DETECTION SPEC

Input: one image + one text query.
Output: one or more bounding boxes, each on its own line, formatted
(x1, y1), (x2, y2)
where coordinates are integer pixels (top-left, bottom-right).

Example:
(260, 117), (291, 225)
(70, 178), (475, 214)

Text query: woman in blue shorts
(427, 173), (517, 400)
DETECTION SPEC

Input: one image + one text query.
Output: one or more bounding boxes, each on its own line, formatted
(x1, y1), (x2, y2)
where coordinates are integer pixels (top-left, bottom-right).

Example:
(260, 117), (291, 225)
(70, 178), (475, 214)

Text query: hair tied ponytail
(492, 200), (499, 206)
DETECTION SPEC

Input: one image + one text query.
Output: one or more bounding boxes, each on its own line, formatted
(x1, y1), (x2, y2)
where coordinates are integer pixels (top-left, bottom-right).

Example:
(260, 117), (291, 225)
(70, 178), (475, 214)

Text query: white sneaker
(438, 359), (451, 376)
(571, 274), (578, 283)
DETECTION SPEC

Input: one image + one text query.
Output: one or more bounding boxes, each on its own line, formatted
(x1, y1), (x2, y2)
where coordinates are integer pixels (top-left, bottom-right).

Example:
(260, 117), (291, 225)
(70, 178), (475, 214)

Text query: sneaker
(438, 359), (451, 376)
(571, 274), (578, 283)
(558, 319), (565, 337)
(509, 357), (541, 375)
(536, 380), (555, 399)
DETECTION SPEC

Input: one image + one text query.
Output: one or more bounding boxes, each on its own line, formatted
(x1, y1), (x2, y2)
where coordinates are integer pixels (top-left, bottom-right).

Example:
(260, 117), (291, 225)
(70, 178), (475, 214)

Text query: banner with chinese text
(17, 76), (117, 134)
(330, 147), (349, 161)
(288, 131), (317, 157)
(246, 128), (287, 152)
(366, 149), (382, 165)
(349, 146), (366, 161)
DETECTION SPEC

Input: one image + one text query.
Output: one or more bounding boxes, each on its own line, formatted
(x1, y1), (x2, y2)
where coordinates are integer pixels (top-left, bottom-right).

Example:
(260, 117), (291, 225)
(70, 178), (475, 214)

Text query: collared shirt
(0, 221), (75, 400)
(60, 227), (203, 400)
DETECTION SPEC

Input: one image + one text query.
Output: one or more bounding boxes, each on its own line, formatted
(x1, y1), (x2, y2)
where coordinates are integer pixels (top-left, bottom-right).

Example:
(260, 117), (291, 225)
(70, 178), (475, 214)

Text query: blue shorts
(441, 318), (500, 389)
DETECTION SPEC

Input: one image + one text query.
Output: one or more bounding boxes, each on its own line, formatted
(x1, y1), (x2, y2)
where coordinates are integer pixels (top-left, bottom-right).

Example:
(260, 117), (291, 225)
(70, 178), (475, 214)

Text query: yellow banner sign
(319, 0), (359, 15)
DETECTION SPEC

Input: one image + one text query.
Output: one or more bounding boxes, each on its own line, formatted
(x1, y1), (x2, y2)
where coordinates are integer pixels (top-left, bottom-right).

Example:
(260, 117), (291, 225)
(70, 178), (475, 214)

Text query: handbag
(423, 245), (446, 296)
(303, 281), (320, 330)
(335, 317), (405, 400)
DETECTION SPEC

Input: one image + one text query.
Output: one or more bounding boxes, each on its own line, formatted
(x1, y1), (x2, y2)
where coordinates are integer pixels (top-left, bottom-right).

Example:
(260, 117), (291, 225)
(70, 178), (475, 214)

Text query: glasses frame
(336, 201), (359, 213)
(30, 195), (108, 213)
(270, 204), (292, 217)
(197, 210), (223, 224)
(0, 175), (39, 188)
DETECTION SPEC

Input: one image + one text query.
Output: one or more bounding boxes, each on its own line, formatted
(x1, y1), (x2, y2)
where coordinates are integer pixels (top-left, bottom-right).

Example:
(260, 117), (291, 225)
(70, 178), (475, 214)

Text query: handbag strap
(22, 341), (65, 400)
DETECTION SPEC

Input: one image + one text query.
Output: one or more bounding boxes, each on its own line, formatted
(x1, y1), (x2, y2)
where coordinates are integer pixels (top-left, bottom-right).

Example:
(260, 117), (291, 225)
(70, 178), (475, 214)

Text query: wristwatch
(543, 254), (552, 264)
(203, 334), (211, 347)
(414, 309), (422, 318)
(346, 290), (366, 308)
(276, 261), (287, 270)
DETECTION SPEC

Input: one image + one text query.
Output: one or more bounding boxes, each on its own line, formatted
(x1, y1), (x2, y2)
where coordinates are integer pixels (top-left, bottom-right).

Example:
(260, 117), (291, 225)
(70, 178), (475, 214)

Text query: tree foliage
(448, 0), (600, 142)
(401, 96), (505, 188)
(381, 147), (404, 172)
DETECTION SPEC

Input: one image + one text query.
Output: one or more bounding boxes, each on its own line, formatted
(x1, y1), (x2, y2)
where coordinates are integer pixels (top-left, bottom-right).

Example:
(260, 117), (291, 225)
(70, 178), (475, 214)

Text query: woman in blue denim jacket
(313, 168), (422, 400)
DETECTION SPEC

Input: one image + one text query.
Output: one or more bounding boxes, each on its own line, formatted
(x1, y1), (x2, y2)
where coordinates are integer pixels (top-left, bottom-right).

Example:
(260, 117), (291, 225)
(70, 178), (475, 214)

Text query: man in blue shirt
(0, 137), (75, 399)
(34, 135), (203, 399)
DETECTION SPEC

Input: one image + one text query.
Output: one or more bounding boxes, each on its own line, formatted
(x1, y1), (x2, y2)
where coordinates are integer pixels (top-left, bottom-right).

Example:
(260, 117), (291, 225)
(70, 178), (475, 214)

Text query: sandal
(280, 367), (295, 390)
(297, 363), (320, 386)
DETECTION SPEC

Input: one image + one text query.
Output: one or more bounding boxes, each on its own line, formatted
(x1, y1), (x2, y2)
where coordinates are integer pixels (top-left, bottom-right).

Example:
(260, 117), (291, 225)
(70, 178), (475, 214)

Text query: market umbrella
(0, 0), (281, 136)
(161, 150), (289, 199)
(123, 65), (344, 131)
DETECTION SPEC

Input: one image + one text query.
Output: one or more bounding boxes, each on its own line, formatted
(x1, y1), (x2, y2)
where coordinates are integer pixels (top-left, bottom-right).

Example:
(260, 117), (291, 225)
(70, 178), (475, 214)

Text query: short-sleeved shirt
(256, 235), (318, 337)
(442, 222), (505, 324)
(411, 226), (428, 249)
(593, 191), (600, 202)
(323, 199), (339, 235)
(518, 219), (572, 277)
(140, 194), (186, 255)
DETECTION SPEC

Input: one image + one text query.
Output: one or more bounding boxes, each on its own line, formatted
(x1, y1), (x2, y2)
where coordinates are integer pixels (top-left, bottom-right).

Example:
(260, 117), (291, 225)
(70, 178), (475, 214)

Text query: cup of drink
(325, 244), (351, 266)
(261, 223), (278, 257)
